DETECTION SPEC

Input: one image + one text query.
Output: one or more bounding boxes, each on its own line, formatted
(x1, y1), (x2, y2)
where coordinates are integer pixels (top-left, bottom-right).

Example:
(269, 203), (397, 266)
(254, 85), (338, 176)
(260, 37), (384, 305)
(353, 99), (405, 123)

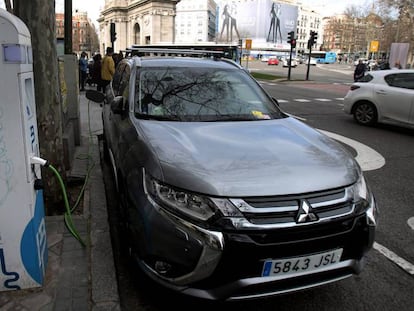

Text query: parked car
(343, 69), (414, 126)
(305, 57), (317, 66)
(354, 58), (368, 66)
(261, 55), (270, 62)
(86, 48), (377, 301)
(281, 57), (297, 67)
(295, 55), (304, 64)
(267, 56), (279, 65)
(366, 59), (378, 71)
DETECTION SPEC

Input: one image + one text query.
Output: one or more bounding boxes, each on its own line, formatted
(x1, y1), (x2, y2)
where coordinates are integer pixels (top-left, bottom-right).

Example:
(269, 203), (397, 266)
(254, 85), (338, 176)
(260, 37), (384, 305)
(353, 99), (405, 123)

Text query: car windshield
(134, 67), (284, 121)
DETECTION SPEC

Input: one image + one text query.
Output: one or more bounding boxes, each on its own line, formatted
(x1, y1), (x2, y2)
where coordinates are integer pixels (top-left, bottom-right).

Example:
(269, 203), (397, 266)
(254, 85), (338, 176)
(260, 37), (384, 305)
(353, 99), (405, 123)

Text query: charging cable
(30, 155), (86, 247)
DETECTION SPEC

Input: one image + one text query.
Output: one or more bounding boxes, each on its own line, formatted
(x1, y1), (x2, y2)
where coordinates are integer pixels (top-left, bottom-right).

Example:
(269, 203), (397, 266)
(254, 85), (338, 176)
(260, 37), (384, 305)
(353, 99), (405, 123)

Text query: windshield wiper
(213, 116), (260, 121)
(135, 113), (181, 121)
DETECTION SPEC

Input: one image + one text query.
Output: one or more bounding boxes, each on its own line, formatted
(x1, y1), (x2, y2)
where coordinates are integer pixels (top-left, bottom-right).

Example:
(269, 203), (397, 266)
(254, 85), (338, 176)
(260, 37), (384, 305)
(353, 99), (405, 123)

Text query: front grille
(230, 187), (354, 228)
(193, 214), (372, 290)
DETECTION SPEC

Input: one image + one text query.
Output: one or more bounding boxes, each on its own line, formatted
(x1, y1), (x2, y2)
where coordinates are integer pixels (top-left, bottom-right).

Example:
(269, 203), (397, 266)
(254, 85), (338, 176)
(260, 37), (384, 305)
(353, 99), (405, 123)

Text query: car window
(112, 62), (132, 96)
(384, 73), (414, 90)
(358, 74), (373, 82)
(134, 67), (284, 121)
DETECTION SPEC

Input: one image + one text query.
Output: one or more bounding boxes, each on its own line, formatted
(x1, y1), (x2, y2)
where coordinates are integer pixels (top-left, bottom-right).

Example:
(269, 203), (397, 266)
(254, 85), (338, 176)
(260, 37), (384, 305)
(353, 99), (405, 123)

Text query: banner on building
(389, 43), (409, 69)
(216, 0), (298, 50)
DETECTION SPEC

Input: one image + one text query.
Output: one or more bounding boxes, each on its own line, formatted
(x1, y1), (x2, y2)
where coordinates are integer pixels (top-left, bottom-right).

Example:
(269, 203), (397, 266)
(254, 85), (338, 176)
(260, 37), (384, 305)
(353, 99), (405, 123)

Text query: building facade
(98, 0), (180, 54)
(96, 0), (326, 54)
(296, 4), (322, 52)
(175, 0), (217, 43)
(56, 10), (100, 56)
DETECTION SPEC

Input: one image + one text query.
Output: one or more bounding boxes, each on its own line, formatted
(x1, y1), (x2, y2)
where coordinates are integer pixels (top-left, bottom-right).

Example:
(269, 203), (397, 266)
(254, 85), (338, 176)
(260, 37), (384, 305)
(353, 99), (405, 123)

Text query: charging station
(0, 8), (48, 290)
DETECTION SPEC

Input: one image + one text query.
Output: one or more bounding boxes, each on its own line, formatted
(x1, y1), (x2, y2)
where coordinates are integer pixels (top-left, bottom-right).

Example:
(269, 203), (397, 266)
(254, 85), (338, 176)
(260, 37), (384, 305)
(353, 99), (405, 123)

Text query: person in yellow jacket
(101, 47), (115, 92)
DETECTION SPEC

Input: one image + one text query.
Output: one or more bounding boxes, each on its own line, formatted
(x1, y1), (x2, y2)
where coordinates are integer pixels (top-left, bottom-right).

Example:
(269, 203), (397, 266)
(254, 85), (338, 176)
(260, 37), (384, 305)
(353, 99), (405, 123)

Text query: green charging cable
(48, 164), (86, 247)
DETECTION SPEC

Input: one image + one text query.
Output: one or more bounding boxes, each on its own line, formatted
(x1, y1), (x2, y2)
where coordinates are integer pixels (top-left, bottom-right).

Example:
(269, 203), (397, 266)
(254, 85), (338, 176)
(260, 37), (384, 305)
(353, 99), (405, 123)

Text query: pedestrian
(114, 51), (124, 68)
(392, 60), (402, 69)
(79, 52), (88, 91)
(91, 53), (103, 91)
(101, 47), (115, 92)
(354, 59), (366, 82)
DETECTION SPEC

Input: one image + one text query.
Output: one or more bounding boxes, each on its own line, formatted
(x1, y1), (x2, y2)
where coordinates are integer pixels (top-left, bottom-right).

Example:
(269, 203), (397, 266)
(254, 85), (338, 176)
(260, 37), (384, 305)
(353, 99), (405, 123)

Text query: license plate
(262, 249), (343, 277)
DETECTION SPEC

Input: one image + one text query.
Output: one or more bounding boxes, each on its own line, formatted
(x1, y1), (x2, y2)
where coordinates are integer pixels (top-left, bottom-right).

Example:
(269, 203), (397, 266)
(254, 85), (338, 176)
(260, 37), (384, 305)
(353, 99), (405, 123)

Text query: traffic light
(308, 31), (318, 48)
(287, 31), (294, 44)
(110, 22), (117, 42)
(310, 31), (318, 45)
(313, 31), (318, 42)
(291, 38), (297, 48)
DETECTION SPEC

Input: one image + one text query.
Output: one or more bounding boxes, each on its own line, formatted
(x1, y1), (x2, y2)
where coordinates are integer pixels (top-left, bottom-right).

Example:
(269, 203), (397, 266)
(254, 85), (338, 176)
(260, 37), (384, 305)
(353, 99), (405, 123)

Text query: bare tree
(13, 0), (66, 213)
(379, 0), (414, 64)
(344, 5), (369, 19)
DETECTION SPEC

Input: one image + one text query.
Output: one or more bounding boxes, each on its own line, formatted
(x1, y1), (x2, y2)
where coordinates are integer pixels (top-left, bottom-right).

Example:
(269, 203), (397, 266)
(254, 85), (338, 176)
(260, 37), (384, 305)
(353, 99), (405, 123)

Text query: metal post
(64, 0), (72, 55)
(288, 45), (293, 80)
(306, 46), (312, 80)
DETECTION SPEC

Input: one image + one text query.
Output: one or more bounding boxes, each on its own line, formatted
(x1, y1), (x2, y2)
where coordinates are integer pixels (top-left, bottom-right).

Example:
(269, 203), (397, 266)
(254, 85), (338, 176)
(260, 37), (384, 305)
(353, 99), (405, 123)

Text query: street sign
(245, 39), (252, 50)
(370, 40), (379, 52)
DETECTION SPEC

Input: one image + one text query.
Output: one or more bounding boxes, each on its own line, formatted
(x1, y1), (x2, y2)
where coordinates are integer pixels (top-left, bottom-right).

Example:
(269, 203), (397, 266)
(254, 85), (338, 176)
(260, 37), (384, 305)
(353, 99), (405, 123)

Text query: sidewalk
(0, 90), (121, 311)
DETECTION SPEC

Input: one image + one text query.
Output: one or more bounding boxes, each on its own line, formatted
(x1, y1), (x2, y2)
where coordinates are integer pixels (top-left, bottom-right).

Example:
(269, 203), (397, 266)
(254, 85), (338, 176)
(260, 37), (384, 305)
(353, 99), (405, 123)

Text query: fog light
(155, 260), (172, 275)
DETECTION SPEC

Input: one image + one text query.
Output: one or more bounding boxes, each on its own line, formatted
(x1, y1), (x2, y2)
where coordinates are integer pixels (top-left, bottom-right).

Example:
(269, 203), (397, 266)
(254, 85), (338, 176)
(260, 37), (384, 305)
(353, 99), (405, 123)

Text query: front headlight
(351, 175), (377, 226)
(144, 170), (242, 222)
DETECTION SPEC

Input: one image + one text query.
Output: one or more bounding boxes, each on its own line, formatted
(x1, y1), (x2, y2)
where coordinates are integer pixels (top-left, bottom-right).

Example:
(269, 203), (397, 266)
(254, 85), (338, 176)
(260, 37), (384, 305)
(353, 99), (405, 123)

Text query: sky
(1, 0), (368, 25)
(55, 0), (105, 28)
(300, 0), (369, 17)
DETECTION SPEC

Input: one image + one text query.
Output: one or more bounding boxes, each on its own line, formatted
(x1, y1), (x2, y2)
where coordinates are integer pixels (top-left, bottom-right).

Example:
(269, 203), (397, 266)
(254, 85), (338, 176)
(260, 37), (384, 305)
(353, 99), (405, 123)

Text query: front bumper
(135, 194), (376, 301)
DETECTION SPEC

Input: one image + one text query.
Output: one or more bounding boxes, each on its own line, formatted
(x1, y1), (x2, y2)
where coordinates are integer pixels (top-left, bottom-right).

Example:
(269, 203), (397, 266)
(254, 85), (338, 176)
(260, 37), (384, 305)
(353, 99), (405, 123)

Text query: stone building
(97, 0), (180, 54)
(175, 0), (217, 43)
(56, 10), (100, 57)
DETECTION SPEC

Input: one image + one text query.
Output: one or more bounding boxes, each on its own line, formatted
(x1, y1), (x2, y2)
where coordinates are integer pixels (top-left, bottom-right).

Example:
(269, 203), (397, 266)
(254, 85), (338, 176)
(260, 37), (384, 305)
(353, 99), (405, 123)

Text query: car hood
(137, 117), (359, 197)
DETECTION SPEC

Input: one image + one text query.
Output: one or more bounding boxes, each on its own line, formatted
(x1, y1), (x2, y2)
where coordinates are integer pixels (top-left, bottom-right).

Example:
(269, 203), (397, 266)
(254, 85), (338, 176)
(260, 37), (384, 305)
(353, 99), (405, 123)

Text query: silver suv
(86, 48), (377, 301)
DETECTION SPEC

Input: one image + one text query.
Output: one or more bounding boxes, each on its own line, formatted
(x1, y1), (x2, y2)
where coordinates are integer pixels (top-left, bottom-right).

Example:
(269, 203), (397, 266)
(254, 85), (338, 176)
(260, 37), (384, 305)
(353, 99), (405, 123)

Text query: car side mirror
(85, 90), (105, 103)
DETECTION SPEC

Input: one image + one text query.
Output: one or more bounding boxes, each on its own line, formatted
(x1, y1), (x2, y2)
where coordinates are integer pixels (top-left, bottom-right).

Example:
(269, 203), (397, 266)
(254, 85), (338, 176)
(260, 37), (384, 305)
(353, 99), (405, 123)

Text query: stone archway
(133, 23), (141, 44)
(99, 0), (179, 51)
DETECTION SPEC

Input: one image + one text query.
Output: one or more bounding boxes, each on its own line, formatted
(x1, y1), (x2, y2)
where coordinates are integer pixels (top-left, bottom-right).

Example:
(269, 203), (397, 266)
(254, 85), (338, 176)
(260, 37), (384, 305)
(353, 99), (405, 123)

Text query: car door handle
(375, 90), (387, 95)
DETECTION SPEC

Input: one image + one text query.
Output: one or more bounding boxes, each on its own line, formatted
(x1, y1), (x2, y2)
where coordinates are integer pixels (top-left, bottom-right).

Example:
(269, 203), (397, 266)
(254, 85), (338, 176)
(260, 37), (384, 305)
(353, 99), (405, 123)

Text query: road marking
(319, 130), (385, 171)
(408, 217), (414, 230)
(374, 242), (414, 275)
(294, 99), (311, 102)
(287, 113), (306, 121)
(277, 99), (289, 103)
(335, 98), (344, 100)
(318, 131), (414, 277)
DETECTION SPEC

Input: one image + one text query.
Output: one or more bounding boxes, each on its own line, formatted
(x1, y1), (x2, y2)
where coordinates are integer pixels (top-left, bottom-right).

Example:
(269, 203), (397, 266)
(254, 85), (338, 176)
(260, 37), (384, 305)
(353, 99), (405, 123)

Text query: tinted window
(384, 73), (414, 90)
(134, 67), (283, 121)
(358, 74), (373, 82)
(112, 62), (129, 95)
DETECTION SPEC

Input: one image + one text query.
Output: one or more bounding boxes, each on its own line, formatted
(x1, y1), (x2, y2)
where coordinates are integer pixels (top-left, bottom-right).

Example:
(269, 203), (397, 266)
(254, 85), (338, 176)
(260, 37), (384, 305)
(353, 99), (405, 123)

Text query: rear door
(106, 61), (131, 163)
(375, 73), (414, 124)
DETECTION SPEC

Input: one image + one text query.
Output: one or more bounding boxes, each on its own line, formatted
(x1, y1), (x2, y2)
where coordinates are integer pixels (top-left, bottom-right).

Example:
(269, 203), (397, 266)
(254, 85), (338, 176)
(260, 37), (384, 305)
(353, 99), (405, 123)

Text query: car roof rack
(125, 46), (225, 59)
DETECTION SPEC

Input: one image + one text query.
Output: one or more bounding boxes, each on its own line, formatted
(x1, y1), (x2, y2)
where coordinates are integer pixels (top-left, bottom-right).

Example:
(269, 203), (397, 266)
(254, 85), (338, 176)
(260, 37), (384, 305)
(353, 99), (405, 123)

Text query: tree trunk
(14, 0), (66, 214)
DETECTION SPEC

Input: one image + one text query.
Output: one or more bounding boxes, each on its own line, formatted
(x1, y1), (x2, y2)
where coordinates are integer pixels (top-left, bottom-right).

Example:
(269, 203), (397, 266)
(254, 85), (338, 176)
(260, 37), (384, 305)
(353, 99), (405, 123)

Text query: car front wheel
(353, 101), (377, 125)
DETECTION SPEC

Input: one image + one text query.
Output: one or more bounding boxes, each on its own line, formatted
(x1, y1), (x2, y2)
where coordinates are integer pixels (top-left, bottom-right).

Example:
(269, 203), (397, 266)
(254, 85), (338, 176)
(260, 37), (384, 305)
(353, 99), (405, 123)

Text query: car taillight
(350, 85), (360, 91)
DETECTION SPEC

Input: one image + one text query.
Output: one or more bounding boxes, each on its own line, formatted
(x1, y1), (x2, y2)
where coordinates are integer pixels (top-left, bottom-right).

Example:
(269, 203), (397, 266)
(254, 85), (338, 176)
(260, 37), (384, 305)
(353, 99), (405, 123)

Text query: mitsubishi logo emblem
(296, 200), (318, 223)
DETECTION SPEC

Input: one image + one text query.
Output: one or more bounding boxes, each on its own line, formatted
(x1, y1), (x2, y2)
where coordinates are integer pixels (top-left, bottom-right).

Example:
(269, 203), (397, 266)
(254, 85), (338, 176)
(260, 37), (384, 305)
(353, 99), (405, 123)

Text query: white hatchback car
(343, 69), (414, 126)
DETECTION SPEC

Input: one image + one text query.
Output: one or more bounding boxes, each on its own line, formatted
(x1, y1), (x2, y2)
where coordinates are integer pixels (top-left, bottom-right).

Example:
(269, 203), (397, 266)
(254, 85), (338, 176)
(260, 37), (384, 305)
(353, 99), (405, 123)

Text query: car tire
(353, 101), (377, 125)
